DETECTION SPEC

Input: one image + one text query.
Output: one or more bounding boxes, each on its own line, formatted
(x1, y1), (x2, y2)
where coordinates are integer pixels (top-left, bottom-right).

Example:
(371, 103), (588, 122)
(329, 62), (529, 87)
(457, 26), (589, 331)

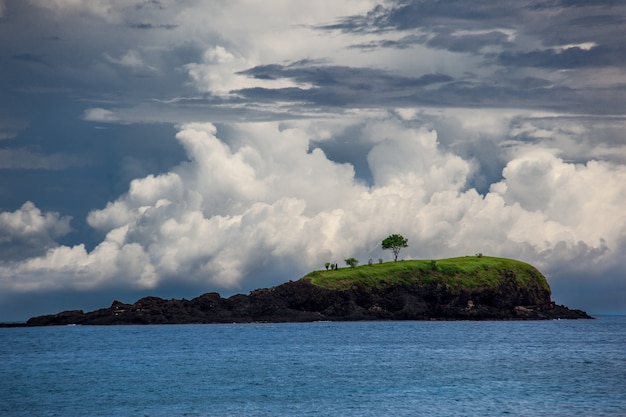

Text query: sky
(0, 0), (625, 321)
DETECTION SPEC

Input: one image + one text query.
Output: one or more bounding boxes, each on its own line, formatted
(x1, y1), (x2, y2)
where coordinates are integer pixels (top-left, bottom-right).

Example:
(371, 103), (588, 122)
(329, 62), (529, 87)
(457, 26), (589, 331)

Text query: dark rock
(15, 272), (592, 326)
(26, 310), (85, 326)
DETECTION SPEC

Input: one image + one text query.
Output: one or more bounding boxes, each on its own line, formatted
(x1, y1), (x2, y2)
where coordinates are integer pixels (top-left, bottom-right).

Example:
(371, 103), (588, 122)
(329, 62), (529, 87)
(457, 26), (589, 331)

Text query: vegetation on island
(381, 234), (409, 261)
(308, 255), (551, 294)
(344, 257), (359, 268)
(317, 234), (549, 294)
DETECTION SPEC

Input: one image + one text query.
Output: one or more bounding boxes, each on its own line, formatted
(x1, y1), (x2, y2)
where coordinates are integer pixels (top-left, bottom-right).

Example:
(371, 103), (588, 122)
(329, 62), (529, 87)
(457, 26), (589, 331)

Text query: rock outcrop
(24, 271), (591, 326)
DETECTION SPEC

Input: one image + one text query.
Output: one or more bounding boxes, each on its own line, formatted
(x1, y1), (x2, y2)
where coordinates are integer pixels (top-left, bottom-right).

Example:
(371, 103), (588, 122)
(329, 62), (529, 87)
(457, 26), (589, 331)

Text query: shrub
(345, 257), (359, 268)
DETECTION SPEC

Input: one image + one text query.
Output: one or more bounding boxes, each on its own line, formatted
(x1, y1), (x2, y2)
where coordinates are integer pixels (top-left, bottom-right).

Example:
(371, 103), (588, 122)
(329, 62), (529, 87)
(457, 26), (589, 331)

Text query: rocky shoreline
(11, 276), (591, 326)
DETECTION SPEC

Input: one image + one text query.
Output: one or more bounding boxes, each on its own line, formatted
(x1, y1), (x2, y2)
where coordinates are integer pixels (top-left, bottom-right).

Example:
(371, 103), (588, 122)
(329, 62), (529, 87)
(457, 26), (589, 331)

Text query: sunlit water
(1, 317), (625, 417)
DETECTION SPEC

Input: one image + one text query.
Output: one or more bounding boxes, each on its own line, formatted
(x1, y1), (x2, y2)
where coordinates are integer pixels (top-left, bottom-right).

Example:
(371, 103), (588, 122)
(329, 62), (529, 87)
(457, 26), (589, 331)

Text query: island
(15, 256), (591, 326)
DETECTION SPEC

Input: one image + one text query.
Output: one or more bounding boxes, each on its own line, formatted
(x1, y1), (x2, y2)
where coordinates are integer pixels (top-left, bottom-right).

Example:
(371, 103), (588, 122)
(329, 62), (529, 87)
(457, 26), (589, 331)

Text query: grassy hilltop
(306, 256), (551, 294)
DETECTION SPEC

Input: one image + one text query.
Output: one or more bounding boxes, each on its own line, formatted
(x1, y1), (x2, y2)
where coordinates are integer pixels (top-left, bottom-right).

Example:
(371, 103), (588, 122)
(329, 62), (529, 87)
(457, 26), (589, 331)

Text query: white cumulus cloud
(0, 202), (72, 261)
(0, 118), (625, 311)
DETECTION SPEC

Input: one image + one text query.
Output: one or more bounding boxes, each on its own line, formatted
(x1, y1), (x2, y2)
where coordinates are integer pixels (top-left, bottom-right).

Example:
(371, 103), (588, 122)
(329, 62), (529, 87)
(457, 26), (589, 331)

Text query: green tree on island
(382, 234), (408, 261)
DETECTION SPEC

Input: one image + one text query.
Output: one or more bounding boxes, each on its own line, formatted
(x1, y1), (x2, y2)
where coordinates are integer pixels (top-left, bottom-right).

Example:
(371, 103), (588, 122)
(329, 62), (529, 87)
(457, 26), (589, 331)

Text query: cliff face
(24, 262), (591, 325)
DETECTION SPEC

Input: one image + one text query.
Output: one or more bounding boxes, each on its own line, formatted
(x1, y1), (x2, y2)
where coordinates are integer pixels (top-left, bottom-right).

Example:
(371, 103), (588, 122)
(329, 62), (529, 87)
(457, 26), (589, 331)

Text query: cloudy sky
(0, 0), (625, 321)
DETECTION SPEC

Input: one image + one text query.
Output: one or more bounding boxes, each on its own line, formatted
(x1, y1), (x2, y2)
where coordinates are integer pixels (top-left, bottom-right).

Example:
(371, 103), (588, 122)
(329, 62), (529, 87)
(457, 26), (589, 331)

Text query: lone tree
(382, 234), (408, 261)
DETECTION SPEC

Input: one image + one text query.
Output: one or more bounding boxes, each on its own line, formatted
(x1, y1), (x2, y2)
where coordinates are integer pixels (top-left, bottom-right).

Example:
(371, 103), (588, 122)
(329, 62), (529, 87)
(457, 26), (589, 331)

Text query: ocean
(1, 317), (624, 417)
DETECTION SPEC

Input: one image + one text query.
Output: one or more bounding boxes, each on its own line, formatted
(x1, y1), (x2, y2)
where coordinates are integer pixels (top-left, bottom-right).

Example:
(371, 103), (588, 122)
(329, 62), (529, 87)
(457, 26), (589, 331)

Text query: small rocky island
(20, 256), (590, 326)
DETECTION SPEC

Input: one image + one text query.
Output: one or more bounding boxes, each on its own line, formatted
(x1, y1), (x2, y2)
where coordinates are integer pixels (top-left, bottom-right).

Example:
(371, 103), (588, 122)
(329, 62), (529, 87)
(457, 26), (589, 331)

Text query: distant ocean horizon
(2, 317), (625, 417)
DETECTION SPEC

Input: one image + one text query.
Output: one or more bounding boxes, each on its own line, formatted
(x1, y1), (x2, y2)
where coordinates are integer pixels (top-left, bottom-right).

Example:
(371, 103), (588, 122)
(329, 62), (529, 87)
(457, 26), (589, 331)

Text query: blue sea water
(1, 317), (625, 417)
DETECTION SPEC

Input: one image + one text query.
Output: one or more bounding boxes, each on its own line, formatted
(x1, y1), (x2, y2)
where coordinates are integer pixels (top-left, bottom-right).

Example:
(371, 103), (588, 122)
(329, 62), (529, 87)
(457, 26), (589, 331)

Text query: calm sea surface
(1, 317), (625, 417)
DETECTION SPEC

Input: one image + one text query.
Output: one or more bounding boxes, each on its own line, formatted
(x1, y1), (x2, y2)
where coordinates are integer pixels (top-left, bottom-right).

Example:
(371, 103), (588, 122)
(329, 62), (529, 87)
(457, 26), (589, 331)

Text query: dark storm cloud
(304, 1), (626, 115)
(318, 1), (517, 33)
(135, 0), (165, 11)
(321, 0), (625, 65)
(349, 30), (513, 53)
(131, 23), (177, 30)
(428, 31), (513, 53)
(234, 62), (625, 115)
(238, 64), (453, 88)
(236, 64), (453, 106)
(320, 0), (622, 34)
(0, 1), (201, 109)
(496, 45), (626, 69)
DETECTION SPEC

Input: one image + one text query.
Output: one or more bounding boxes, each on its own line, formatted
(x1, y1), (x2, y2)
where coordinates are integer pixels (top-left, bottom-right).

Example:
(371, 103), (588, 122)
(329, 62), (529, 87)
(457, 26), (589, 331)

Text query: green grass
(306, 256), (550, 293)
